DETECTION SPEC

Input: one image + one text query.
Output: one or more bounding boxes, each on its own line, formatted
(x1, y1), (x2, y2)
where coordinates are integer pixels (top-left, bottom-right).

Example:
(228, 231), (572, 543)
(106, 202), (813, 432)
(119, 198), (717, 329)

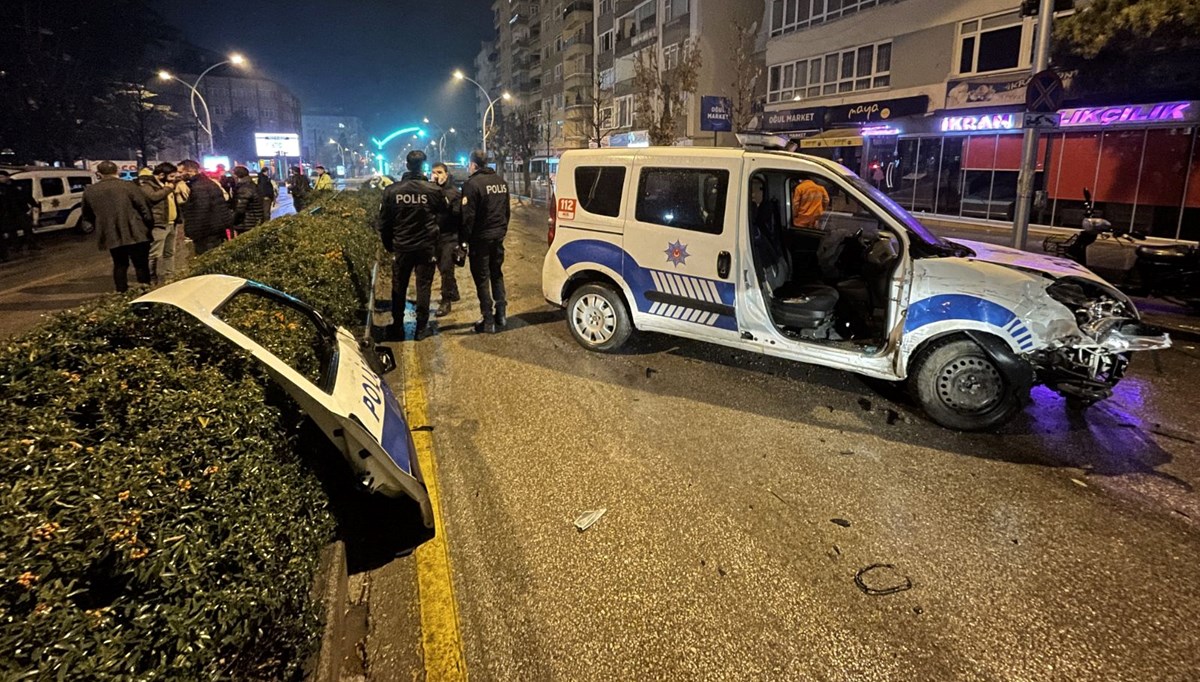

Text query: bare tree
(633, 39), (702, 146)
(730, 22), (763, 132)
(493, 106), (540, 201)
(83, 81), (183, 164)
(573, 68), (618, 148)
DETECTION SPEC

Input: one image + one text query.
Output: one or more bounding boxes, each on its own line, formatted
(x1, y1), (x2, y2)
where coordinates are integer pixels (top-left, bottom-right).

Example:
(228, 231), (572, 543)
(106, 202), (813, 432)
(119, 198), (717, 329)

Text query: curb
(306, 540), (349, 682)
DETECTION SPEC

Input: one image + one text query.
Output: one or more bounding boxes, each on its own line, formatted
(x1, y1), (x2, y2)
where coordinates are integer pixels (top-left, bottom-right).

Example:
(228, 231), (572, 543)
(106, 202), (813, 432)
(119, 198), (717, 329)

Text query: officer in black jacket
(430, 162), (466, 317)
(378, 150), (446, 341)
(460, 149), (511, 333)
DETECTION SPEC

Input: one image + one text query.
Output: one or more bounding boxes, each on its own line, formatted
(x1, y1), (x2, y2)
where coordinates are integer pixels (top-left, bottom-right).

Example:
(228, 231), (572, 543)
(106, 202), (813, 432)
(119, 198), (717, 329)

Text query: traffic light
(1020, 0), (1075, 16)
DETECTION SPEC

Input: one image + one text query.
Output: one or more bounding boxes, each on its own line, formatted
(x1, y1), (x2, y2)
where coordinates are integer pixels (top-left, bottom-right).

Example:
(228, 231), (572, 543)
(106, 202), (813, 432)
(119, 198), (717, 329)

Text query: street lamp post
(328, 138), (346, 172)
(452, 70), (510, 156)
(158, 70), (214, 155)
(157, 53), (247, 155)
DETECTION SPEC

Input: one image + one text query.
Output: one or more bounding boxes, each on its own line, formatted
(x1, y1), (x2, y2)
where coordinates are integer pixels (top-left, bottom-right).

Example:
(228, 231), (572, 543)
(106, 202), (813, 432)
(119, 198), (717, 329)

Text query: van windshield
(843, 175), (970, 257)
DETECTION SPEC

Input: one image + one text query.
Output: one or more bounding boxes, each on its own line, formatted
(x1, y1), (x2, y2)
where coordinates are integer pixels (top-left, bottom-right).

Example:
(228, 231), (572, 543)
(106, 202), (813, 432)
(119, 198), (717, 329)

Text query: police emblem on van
(664, 240), (690, 267)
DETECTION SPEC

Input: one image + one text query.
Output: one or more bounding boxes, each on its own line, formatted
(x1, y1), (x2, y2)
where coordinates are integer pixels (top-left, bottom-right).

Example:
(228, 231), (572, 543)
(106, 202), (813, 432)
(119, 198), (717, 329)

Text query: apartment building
(595, 0), (763, 147)
(761, 0), (1200, 240)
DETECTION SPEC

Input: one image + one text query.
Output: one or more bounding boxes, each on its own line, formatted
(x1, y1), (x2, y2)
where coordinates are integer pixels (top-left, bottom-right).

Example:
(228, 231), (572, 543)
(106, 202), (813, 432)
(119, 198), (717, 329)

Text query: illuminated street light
(451, 69), (510, 155)
(156, 70), (214, 154)
(230, 53), (246, 65)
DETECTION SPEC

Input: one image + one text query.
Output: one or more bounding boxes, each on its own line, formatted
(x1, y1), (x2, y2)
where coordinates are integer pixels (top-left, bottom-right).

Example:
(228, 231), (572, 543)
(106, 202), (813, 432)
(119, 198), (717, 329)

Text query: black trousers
(110, 241), (152, 292)
(437, 233), (460, 303)
(469, 238), (507, 322)
(393, 246), (437, 328)
(192, 233), (226, 255)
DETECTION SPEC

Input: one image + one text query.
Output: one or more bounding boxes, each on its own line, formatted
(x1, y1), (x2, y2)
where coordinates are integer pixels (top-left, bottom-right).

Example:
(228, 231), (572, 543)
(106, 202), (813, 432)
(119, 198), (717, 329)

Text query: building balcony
(615, 26), (658, 58)
(562, 2), (594, 28)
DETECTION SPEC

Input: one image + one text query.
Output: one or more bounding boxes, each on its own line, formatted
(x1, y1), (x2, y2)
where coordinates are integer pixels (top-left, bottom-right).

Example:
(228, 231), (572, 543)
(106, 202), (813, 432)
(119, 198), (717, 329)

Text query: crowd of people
(77, 160), (280, 292)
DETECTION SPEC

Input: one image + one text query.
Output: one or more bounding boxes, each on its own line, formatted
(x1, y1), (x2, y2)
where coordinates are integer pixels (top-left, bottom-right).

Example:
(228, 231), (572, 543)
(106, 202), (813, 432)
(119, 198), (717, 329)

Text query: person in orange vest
(791, 177), (830, 229)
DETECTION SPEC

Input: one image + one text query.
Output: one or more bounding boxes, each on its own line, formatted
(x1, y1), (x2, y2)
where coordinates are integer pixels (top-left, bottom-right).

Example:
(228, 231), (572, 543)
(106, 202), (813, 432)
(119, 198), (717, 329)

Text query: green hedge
(0, 190), (383, 680)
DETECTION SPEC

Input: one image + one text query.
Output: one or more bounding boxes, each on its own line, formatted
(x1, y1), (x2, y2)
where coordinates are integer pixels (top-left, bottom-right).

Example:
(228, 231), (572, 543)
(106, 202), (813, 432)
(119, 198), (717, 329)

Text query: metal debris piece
(574, 508), (607, 532)
(854, 563), (913, 596)
(830, 518), (851, 528)
(1070, 478), (1088, 488)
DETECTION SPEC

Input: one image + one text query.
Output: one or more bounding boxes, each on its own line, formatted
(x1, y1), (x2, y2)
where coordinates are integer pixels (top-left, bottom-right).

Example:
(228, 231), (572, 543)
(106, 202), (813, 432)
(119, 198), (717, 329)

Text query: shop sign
(761, 106), (826, 132)
(945, 71), (1077, 109)
(608, 130), (650, 148)
(700, 96), (733, 132)
(826, 95), (929, 124)
(939, 112), (1023, 132)
(1058, 102), (1197, 128)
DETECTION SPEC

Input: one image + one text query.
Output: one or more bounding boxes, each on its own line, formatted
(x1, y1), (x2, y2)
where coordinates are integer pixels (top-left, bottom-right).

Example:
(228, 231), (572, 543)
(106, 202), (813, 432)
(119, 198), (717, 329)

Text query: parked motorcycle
(1043, 188), (1200, 309)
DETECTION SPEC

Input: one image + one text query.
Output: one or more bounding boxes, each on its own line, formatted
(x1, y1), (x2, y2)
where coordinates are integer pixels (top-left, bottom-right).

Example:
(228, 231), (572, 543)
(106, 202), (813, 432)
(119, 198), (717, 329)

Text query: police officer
(430, 162), (466, 317)
(460, 149), (510, 334)
(378, 150), (445, 341)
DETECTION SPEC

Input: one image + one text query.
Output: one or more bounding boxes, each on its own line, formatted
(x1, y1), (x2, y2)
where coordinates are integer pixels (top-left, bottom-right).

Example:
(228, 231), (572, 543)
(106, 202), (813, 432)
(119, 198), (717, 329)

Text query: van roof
(559, 147), (852, 176)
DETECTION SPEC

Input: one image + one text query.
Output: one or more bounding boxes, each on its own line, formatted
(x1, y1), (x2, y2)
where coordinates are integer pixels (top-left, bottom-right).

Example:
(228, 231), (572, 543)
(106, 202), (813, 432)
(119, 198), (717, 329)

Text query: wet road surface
(359, 204), (1200, 681)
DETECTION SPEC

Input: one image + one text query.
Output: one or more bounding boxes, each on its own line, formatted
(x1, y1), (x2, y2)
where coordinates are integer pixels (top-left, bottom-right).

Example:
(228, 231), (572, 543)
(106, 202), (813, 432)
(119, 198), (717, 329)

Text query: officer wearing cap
(378, 150), (446, 341)
(460, 149), (511, 333)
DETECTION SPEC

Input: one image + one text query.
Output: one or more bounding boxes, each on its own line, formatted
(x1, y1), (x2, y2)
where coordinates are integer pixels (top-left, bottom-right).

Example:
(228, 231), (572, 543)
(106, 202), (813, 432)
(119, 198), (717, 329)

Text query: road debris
(1070, 478), (1088, 488)
(857, 397), (873, 411)
(854, 564), (913, 596)
(830, 518), (851, 528)
(574, 508), (607, 532)
(645, 367), (658, 379)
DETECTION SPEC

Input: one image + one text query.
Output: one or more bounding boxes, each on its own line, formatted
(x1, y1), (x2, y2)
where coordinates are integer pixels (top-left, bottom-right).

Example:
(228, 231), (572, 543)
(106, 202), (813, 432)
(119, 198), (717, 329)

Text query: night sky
(158, 0), (496, 137)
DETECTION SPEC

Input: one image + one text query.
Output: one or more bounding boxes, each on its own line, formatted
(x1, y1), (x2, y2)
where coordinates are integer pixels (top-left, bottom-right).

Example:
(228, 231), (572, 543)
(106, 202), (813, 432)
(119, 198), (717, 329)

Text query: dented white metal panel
(133, 275), (433, 528)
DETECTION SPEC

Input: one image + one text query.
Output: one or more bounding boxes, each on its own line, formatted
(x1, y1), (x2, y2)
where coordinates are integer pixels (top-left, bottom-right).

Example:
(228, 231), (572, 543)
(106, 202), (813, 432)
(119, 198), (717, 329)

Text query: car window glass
(216, 291), (334, 391)
(636, 167), (729, 234)
(574, 166), (625, 217)
(68, 176), (93, 193)
(40, 177), (65, 197)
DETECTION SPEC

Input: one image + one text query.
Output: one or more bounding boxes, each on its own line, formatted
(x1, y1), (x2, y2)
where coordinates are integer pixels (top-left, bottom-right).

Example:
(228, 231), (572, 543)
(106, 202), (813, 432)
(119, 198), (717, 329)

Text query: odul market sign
(1058, 101), (1197, 127)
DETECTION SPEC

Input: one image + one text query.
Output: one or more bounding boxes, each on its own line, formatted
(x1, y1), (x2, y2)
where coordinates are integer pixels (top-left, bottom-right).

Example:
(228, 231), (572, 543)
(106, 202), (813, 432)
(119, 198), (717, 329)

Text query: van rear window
(635, 168), (729, 235)
(574, 166), (625, 217)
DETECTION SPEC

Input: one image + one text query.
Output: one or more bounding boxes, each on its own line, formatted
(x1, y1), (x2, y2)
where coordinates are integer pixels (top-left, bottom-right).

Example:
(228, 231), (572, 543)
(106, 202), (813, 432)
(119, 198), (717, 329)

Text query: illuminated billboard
(254, 133), (301, 157)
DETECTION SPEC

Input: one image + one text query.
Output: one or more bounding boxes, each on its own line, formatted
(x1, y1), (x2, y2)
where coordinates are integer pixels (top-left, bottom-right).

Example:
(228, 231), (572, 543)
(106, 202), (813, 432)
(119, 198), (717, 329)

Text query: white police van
(6, 167), (98, 234)
(542, 136), (1170, 430)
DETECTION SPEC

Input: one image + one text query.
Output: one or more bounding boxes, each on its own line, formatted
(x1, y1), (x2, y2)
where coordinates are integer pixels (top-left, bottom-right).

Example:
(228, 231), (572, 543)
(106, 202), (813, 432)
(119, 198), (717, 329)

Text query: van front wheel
(911, 338), (1021, 431)
(567, 283), (632, 352)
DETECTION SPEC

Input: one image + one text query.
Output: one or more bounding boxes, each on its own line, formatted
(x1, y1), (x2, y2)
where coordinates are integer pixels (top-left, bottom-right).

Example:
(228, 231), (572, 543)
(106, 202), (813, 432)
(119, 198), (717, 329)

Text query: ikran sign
(1058, 102), (1196, 128)
(940, 112), (1022, 132)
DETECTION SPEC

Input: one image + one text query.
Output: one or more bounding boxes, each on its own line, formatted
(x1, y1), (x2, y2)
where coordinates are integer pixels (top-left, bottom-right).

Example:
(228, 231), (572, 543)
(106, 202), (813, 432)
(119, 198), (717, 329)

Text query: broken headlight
(1045, 277), (1137, 339)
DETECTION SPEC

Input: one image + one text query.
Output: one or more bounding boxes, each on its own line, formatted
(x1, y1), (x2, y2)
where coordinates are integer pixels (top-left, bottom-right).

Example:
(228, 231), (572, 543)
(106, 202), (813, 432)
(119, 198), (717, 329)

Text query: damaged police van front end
(930, 240), (1171, 409)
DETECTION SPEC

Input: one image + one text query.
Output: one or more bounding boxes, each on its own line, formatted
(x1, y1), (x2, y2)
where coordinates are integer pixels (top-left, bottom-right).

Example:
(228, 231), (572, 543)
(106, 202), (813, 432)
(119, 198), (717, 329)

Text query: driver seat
(771, 282), (839, 329)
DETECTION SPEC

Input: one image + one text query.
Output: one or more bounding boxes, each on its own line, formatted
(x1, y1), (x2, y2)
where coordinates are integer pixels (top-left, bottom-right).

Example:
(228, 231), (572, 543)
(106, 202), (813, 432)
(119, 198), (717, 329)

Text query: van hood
(949, 238), (1107, 283)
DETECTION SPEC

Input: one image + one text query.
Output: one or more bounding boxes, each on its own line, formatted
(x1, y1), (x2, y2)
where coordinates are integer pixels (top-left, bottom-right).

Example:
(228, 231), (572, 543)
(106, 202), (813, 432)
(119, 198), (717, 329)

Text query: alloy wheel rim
(572, 294), (616, 345)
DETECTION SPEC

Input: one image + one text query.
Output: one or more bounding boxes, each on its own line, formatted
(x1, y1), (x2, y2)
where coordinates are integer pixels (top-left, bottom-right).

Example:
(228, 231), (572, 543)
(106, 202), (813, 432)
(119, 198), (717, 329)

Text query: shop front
(868, 101), (1200, 241)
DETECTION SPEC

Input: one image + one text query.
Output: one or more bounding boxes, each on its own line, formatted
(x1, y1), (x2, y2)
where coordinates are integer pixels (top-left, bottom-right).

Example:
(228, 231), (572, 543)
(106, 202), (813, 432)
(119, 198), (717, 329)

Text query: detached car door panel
(133, 274), (433, 529)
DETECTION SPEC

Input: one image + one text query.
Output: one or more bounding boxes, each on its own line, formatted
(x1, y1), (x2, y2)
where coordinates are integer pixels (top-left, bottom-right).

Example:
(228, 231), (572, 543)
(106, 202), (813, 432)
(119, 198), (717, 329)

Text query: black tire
(566, 283), (632, 353)
(910, 337), (1022, 431)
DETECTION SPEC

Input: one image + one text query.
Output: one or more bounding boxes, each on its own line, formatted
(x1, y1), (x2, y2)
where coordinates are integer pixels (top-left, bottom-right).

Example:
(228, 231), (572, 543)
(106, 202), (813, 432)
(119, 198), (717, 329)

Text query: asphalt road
(362, 203), (1200, 681)
(0, 189), (296, 339)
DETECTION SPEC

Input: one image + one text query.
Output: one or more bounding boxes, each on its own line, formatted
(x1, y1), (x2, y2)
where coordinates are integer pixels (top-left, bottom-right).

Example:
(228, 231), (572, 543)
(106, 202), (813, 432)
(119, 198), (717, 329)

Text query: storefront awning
(797, 129), (863, 149)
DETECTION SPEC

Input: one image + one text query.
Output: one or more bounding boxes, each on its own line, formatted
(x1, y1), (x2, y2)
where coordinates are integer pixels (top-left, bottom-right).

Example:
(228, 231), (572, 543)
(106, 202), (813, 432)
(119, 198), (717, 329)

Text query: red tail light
(547, 188), (557, 246)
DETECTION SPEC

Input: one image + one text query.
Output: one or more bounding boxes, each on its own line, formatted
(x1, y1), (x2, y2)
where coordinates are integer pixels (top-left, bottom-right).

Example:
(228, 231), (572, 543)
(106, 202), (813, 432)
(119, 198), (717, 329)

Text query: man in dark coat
(460, 149), (511, 333)
(231, 166), (265, 233)
(81, 161), (155, 292)
(178, 159), (233, 255)
(378, 150), (446, 341)
(287, 166), (311, 212)
(257, 166), (276, 221)
(430, 162), (465, 317)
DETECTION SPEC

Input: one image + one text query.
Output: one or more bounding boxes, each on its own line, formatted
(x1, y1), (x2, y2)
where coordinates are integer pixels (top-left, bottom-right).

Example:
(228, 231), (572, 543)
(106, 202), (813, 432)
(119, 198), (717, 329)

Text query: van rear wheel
(567, 283), (632, 353)
(910, 337), (1021, 431)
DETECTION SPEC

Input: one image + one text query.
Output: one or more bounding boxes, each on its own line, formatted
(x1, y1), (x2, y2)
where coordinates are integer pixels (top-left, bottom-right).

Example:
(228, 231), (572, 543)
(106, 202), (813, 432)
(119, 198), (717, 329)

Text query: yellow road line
(402, 343), (469, 681)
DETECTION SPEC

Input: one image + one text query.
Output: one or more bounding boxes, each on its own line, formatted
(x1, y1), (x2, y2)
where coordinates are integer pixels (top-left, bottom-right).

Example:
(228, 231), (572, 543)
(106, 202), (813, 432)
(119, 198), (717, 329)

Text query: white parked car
(542, 137), (1170, 430)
